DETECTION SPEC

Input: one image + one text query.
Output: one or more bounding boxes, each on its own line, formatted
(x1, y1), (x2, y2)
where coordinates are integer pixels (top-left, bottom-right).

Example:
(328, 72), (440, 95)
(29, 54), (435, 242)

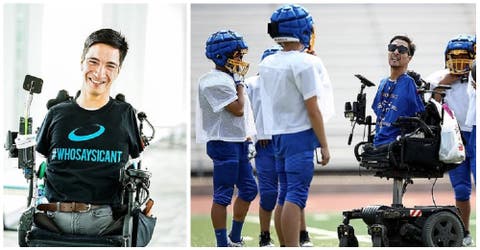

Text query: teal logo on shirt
(68, 124), (105, 142)
(51, 148), (123, 163)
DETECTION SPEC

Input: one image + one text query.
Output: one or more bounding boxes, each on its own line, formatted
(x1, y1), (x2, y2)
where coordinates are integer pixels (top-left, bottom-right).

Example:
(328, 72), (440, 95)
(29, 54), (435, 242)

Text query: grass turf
(191, 212), (476, 247)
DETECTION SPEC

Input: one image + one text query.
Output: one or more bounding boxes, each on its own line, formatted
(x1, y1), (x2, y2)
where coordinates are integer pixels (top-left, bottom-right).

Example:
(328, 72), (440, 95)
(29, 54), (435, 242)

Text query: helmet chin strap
(306, 27), (316, 54)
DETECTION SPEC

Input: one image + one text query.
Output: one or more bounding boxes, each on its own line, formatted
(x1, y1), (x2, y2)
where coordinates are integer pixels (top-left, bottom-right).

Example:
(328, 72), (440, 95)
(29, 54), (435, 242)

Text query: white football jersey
(465, 71), (476, 127)
(245, 75), (271, 140)
(196, 69), (256, 143)
(426, 69), (472, 132)
(258, 50), (334, 135)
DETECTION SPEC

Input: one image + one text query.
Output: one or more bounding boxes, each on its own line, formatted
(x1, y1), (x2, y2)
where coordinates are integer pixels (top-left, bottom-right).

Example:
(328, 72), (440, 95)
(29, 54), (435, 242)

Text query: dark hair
(389, 35), (416, 56)
(81, 28), (129, 67)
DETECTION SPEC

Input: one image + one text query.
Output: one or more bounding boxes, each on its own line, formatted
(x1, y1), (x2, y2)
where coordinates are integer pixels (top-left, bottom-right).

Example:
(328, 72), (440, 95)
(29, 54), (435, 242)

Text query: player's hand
(233, 73), (244, 86)
(319, 147), (330, 166)
(439, 74), (462, 85)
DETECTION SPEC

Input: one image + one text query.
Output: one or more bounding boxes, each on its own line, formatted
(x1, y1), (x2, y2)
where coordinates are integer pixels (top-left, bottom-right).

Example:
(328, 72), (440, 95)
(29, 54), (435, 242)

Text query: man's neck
(76, 92), (109, 110)
(390, 66), (407, 81)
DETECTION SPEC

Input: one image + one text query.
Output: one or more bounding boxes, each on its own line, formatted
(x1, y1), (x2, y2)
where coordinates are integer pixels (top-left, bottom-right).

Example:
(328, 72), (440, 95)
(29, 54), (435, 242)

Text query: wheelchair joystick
(3, 75), (43, 246)
(345, 74), (376, 145)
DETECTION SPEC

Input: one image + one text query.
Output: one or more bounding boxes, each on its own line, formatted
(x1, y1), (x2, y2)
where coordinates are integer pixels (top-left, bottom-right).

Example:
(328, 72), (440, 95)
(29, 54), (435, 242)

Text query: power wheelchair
(337, 73), (464, 247)
(4, 75), (156, 247)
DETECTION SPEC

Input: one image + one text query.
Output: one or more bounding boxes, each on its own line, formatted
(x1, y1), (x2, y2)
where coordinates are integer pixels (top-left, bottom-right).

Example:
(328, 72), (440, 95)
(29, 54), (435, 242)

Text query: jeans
(47, 206), (114, 235)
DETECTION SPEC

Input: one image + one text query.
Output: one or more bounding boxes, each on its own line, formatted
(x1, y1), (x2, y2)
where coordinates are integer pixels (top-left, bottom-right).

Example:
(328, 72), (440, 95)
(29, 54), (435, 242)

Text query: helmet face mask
(444, 35), (476, 75)
(446, 50), (474, 75)
(225, 49), (250, 76)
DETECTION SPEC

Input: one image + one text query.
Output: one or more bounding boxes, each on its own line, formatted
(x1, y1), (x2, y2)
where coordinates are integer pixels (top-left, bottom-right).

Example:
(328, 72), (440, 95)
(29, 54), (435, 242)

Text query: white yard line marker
(245, 215), (371, 243)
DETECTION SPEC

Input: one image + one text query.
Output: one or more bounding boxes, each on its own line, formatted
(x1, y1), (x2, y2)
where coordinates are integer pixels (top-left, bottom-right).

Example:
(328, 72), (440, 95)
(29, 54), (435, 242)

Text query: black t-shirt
(36, 98), (144, 205)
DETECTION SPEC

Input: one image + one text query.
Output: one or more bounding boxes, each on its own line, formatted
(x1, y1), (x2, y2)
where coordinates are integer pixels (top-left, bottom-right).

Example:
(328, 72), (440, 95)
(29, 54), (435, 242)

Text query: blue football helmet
(267, 4), (315, 50)
(261, 45), (282, 61)
(445, 34), (476, 75)
(205, 30), (249, 76)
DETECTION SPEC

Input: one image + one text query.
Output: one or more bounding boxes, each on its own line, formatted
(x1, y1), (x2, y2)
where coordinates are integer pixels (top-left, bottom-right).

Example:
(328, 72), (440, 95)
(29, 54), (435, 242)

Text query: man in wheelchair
(359, 35), (462, 177)
(360, 35), (426, 167)
(13, 28), (155, 247)
(338, 35), (466, 247)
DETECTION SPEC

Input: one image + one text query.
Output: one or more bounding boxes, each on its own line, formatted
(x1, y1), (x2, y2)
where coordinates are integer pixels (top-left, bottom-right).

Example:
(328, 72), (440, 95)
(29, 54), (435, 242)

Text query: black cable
(348, 121), (357, 145)
(362, 121), (366, 140)
(431, 178), (438, 207)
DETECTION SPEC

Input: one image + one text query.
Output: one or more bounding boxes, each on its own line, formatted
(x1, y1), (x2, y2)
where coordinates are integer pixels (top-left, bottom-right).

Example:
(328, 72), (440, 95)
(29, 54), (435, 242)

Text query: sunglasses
(388, 44), (410, 55)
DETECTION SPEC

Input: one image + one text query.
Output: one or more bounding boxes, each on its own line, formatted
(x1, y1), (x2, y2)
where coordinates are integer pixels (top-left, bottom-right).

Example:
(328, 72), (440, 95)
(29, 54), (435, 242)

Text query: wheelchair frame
(21, 163), (153, 247)
(338, 74), (465, 247)
(338, 115), (464, 247)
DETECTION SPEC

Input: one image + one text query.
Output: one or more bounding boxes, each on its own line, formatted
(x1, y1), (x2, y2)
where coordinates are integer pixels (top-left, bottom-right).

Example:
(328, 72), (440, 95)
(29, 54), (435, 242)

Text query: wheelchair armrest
(355, 141), (398, 165)
(126, 169), (151, 179)
(354, 141), (370, 162)
(393, 116), (434, 138)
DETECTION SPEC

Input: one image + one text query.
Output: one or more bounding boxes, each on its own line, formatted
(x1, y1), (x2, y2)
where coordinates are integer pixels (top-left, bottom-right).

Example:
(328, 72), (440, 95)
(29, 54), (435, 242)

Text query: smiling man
(371, 35), (425, 148)
(35, 28), (144, 236)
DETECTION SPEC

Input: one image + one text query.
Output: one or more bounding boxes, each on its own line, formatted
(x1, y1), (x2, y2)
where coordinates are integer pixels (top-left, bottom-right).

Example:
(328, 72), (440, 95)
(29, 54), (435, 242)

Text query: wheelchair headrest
(46, 90), (73, 109)
(47, 91), (128, 110)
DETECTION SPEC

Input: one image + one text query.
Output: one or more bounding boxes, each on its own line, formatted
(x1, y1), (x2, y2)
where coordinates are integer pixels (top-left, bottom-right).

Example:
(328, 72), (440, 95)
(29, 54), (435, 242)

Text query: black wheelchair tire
(372, 235), (382, 247)
(339, 235), (359, 247)
(349, 235), (359, 247)
(421, 211), (464, 247)
(339, 236), (349, 247)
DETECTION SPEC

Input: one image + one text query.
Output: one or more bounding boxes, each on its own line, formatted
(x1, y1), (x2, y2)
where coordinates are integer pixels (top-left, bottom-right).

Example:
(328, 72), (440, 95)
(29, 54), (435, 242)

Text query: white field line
(245, 215), (371, 243)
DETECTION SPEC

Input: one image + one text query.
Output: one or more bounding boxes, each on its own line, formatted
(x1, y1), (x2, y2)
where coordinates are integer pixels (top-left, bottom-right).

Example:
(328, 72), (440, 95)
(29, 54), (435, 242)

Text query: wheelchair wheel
(339, 236), (349, 247)
(372, 235), (382, 247)
(370, 224), (388, 247)
(338, 224), (359, 247)
(350, 236), (359, 247)
(421, 211), (463, 247)
(339, 235), (359, 247)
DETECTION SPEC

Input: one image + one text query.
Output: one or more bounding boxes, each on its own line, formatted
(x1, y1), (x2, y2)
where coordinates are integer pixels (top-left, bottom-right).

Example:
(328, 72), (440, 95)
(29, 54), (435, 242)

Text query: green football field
(191, 212), (476, 247)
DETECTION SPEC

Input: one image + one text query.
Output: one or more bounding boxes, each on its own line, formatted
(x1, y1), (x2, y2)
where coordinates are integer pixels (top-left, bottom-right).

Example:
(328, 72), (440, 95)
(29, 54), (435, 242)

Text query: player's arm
(305, 96), (330, 166)
(438, 73), (462, 85)
(225, 84), (245, 116)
